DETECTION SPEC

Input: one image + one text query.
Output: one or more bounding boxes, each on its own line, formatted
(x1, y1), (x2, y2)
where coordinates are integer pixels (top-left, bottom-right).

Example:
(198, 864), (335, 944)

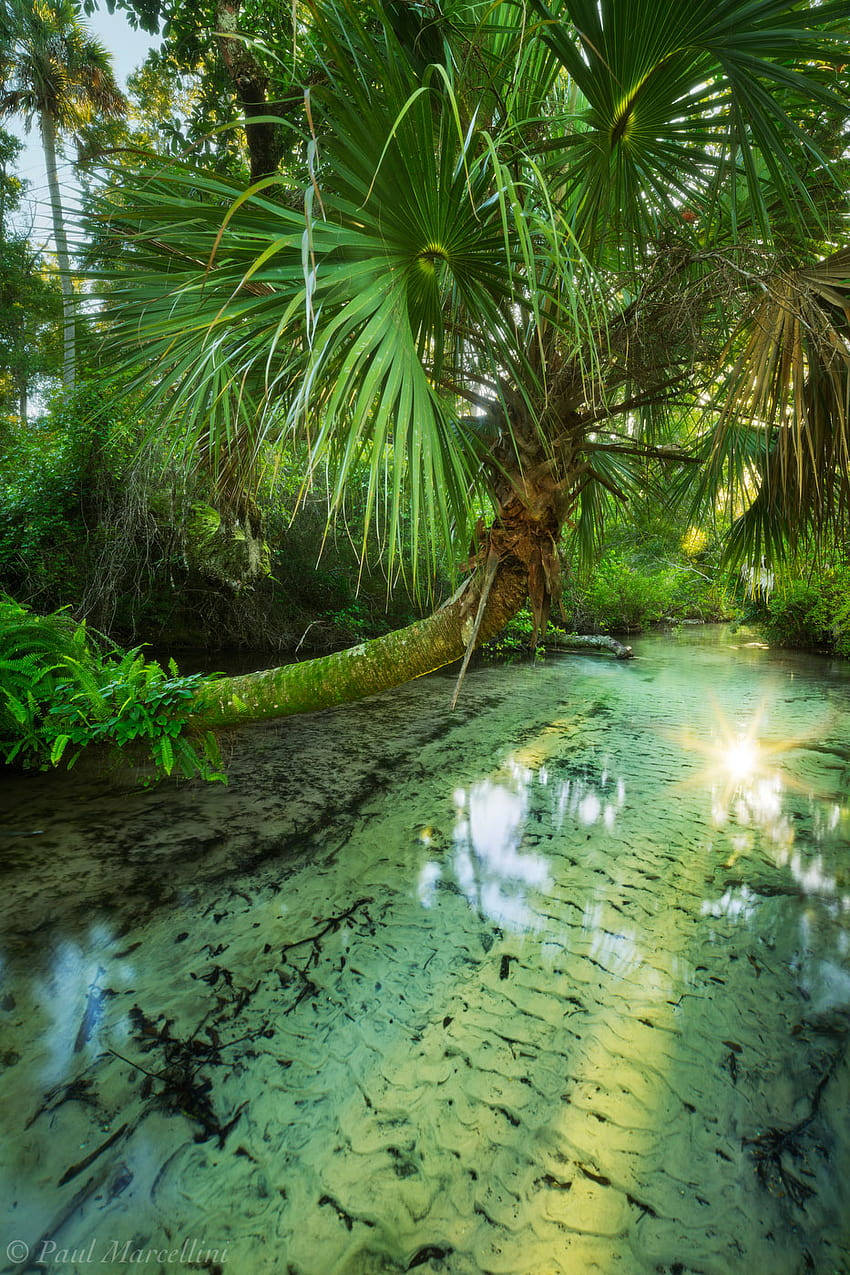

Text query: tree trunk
(190, 559), (528, 729)
(546, 633), (634, 658)
(18, 377), (26, 423)
(238, 74), (284, 184)
(216, 0), (283, 182)
(189, 420), (595, 731)
(40, 113), (75, 393)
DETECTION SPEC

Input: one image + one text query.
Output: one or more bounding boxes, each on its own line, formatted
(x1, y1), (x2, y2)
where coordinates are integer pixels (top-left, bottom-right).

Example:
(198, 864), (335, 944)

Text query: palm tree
(0, 0), (125, 392)
(93, 0), (850, 726)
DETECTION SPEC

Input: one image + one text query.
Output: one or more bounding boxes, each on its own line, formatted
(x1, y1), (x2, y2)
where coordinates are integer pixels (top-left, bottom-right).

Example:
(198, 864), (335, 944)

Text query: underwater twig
(743, 1043), (845, 1206)
(278, 897), (373, 1014)
(116, 1008), (259, 1145)
(25, 1071), (99, 1130)
(278, 896), (374, 964)
(9, 1162), (113, 1275)
(57, 1122), (129, 1187)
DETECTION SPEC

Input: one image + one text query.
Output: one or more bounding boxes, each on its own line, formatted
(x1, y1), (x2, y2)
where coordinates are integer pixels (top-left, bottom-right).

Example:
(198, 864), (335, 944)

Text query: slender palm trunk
(190, 559), (528, 729)
(40, 112), (75, 393)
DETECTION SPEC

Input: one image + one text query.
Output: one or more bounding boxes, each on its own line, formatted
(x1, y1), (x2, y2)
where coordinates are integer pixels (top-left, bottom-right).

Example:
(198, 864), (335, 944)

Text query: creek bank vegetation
(0, 595), (224, 780)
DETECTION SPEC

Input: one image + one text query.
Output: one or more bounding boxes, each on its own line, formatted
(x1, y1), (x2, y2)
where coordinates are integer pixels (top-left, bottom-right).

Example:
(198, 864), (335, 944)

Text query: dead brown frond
(712, 248), (850, 547)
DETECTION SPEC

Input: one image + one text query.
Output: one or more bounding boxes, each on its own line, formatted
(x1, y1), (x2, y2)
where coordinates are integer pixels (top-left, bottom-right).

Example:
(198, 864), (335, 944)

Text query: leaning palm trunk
(191, 430), (582, 731)
(190, 559), (528, 729)
(40, 112), (75, 392)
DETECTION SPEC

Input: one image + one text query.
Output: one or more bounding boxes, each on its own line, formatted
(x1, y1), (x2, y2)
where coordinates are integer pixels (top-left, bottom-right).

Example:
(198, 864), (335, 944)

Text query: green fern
(0, 594), (226, 783)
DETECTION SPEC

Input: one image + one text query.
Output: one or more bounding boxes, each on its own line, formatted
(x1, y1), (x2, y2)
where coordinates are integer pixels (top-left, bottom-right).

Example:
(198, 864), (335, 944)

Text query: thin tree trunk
(40, 113), (75, 393)
(18, 378), (26, 423)
(190, 560), (528, 729)
(217, 0), (283, 182)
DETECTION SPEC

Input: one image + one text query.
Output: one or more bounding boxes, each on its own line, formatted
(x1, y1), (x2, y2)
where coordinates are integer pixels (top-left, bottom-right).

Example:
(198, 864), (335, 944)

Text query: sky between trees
(7, 3), (155, 247)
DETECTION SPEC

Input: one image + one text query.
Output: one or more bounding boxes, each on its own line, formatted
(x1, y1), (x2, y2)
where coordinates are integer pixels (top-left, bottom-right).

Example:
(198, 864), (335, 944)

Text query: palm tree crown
(95, 0), (850, 597)
(0, 0), (125, 392)
(0, 0), (125, 129)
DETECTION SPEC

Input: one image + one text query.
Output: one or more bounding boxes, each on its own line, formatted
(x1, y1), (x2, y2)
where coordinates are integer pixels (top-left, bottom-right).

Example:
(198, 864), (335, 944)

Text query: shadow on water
(1, 627), (850, 1273)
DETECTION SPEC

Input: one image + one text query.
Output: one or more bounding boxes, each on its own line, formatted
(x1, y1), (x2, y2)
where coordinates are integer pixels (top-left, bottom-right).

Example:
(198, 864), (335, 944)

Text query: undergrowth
(758, 564), (850, 657)
(0, 595), (224, 782)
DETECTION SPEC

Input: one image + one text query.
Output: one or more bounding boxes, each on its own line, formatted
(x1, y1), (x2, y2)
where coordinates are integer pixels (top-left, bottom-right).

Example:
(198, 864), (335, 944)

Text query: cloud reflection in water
(417, 732), (627, 930)
(451, 762), (550, 930)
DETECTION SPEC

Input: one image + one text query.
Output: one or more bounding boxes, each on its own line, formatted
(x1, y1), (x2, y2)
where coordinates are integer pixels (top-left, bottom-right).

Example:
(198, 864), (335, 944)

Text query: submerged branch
(545, 633), (634, 659)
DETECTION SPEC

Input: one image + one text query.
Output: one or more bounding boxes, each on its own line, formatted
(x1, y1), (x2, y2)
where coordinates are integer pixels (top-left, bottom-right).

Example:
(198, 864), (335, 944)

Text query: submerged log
(545, 634), (634, 659)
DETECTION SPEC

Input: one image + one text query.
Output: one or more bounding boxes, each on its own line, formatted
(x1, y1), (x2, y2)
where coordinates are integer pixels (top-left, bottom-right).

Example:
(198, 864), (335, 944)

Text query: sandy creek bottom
(1, 627), (850, 1275)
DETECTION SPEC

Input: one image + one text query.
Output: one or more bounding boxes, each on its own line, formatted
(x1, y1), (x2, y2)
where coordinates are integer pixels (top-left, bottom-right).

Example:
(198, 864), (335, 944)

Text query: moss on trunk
(190, 561), (528, 729)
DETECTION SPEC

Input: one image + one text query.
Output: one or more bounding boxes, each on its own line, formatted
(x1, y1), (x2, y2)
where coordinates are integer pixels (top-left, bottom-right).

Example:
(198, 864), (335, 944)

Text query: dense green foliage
(758, 563), (850, 658)
(0, 594), (224, 779)
(563, 555), (730, 636)
(0, 385), (423, 648)
(80, 0), (850, 661)
(562, 500), (735, 634)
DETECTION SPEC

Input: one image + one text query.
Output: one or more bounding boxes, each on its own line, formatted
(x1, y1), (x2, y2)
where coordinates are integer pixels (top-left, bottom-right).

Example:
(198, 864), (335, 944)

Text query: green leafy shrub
(482, 608), (541, 659)
(586, 555), (673, 631)
(561, 553), (673, 633)
(0, 397), (424, 653)
(654, 566), (733, 623)
(760, 567), (850, 657)
(0, 386), (140, 606)
(0, 595), (225, 781)
(560, 549), (733, 634)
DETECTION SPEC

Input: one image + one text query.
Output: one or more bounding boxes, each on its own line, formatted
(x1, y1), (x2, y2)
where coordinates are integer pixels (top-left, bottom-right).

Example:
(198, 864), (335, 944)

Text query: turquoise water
(1, 627), (849, 1274)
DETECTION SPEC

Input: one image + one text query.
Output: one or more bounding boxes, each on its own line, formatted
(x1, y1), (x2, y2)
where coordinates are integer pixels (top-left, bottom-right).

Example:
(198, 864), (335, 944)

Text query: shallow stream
(2, 627), (850, 1274)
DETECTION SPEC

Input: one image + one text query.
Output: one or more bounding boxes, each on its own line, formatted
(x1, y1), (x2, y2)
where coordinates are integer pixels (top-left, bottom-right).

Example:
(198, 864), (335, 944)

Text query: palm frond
(528, 0), (850, 252)
(692, 250), (850, 562)
(91, 0), (605, 581)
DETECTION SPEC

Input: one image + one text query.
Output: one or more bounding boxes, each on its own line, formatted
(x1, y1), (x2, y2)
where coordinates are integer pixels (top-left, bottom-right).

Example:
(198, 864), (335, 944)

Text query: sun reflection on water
(674, 696), (850, 932)
(670, 698), (813, 849)
(722, 734), (758, 781)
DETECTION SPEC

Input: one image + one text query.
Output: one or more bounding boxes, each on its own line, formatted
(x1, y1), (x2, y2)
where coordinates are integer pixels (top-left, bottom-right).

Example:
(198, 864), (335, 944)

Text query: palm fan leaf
(695, 249), (850, 561)
(528, 0), (850, 252)
(91, 0), (603, 580)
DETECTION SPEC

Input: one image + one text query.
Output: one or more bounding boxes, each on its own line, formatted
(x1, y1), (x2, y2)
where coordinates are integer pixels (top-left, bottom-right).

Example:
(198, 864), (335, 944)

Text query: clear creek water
(1, 627), (850, 1275)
